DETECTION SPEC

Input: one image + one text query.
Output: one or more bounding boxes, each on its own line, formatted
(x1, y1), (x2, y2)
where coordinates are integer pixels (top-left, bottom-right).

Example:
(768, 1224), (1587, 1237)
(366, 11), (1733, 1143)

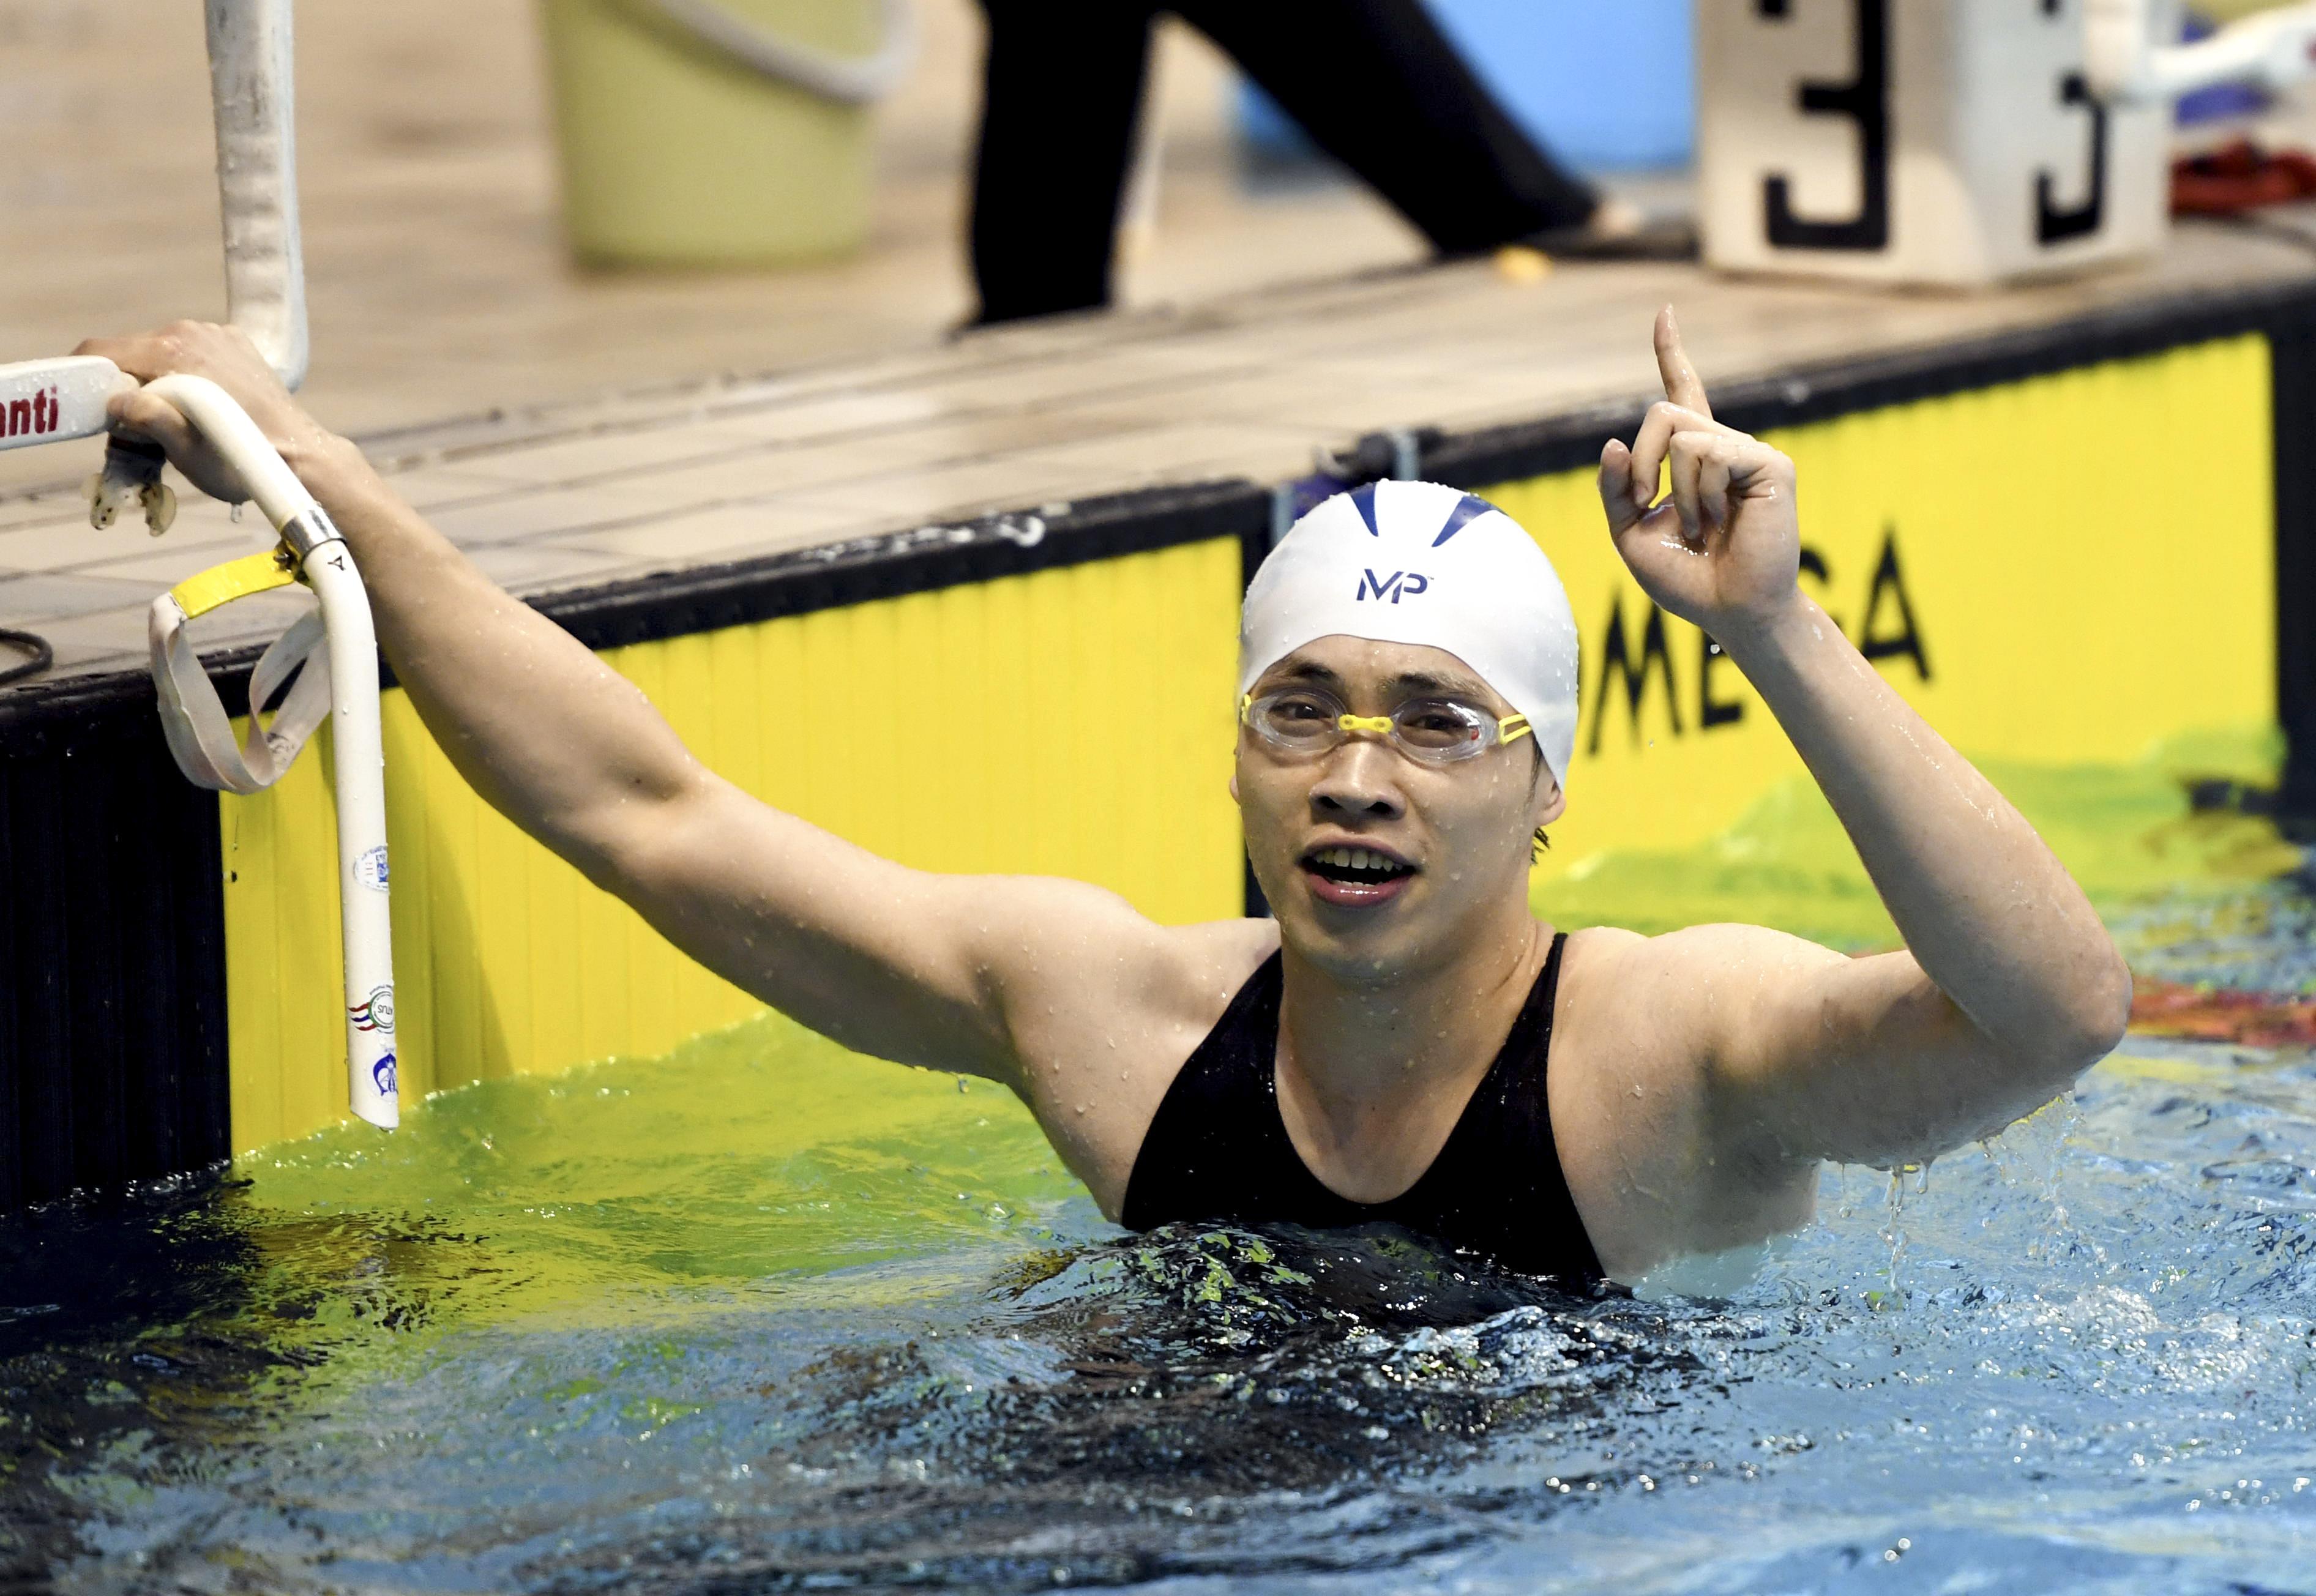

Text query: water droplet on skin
(1074, 1104), (1087, 1116)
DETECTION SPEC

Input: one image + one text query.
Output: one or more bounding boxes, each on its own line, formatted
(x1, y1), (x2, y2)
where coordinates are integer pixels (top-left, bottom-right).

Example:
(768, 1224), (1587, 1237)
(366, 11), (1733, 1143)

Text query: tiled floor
(6, 211), (2315, 689)
(0, 0), (1442, 498)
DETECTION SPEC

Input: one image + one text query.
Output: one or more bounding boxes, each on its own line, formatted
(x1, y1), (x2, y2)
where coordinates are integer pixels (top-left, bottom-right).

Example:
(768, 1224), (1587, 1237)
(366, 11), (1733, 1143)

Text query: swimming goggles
(1239, 688), (1532, 766)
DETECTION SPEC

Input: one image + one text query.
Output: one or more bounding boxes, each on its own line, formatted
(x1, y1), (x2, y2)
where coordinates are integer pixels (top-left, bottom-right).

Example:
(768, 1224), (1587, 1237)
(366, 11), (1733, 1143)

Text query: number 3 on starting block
(1699, 0), (2170, 285)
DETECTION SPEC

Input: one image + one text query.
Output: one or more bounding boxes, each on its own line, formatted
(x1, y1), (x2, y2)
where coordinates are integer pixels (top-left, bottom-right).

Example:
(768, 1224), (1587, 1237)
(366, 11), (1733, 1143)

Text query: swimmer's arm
(1598, 311), (2129, 1168)
(77, 324), (1210, 1122)
(278, 471), (1213, 1108)
(1621, 922), (2099, 1176)
(616, 797), (1265, 1211)
(1703, 592), (2127, 1163)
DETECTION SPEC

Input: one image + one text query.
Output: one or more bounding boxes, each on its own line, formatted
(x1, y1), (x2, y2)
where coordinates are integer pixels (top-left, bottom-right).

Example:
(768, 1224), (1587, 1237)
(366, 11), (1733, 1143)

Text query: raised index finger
(1653, 305), (1713, 420)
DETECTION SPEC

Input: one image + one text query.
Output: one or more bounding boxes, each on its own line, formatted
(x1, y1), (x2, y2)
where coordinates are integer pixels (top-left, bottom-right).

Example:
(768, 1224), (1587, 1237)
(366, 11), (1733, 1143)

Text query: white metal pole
(303, 544), (397, 1128)
(2086, 0), (2316, 104)
(206, 0), (309, 389)
(146, 373), (397, 1128)
(0, 4), (389, 1127)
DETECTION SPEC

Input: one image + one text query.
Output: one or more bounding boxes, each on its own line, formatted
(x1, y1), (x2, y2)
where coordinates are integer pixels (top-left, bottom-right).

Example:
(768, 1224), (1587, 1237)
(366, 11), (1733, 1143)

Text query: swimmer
(79, 309), (2130, 1285)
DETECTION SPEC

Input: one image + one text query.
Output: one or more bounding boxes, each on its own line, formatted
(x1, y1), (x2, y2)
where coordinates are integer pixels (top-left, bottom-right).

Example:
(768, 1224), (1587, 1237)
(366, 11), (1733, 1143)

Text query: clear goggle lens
(1240, 690), (1528, 764)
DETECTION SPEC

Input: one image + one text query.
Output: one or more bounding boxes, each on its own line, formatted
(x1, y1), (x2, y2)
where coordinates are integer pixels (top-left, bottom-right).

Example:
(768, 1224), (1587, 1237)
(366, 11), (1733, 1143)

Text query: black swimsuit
(1121, 932), (1604, 1281)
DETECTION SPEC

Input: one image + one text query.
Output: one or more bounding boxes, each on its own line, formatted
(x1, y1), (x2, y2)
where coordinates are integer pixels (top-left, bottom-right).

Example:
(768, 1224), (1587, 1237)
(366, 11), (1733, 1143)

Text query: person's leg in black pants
(1176, 0), (1597, 255)
(969, 0), (1163, 325)
(968, 0), (1605, 324)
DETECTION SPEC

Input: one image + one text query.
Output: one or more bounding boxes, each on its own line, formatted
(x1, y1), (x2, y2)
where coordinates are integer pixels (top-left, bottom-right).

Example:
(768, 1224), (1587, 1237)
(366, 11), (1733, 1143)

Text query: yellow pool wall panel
(223, 537), (1247, 1152)
(1489, 334), (2274, 879)
(223, 335), (2277, 1153)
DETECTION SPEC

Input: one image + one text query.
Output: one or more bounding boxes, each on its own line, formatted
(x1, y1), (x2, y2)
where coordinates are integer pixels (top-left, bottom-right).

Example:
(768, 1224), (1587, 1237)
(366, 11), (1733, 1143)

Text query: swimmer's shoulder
(1003, 909), (1276, 1222)
(984, 877), (1271, 1042)
(1551, 922), (1833, 1275)
(1552, 921), (1808, 1153)
(1178, 912), (1283, 972)
(1555, 920), (1831, 1062)
(1141, 914), (1279, 1027)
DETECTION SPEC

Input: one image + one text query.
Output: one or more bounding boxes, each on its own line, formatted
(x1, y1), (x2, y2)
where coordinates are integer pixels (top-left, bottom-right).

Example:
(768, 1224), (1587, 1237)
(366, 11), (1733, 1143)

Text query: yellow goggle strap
(149, 540), (329, 796)
(1498, 714), (1533, 745)
(166, 543), (298, 621)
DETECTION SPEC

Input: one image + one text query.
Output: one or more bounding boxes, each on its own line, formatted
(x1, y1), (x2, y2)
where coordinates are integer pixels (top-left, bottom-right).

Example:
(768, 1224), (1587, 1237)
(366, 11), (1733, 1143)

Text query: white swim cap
(1239, 479), (1580, 783)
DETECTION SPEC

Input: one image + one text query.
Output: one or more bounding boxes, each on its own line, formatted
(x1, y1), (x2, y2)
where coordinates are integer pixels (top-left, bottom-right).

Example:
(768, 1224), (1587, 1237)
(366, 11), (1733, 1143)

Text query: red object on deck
(2172, 139), (2316, 214)
(2129, 979), (2316, 1048)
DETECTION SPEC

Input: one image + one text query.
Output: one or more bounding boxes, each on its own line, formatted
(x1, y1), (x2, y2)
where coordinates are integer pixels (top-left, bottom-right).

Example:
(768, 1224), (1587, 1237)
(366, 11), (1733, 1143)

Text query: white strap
(149, 597), (331, 794)
(635, 0), (915, 103)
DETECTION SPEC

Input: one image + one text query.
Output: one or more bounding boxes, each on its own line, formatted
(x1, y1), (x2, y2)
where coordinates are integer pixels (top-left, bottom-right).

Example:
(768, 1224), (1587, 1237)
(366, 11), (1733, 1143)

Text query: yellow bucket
(538, 0), (908, 267)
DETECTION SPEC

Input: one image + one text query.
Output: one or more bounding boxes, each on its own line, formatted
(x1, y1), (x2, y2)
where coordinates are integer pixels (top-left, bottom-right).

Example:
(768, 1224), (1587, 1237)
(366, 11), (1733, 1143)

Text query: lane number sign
(1700, 0), (2166, 284)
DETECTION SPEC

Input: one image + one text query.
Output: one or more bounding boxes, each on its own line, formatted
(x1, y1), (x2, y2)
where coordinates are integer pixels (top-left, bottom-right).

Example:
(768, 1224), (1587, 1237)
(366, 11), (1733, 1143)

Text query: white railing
(0, 0), (395, 1131)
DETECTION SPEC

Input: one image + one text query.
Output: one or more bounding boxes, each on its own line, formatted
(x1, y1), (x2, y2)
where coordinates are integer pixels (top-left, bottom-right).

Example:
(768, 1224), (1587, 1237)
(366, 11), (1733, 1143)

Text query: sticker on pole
(353, 844), (389, 892)
(351, 985), (395, 1034)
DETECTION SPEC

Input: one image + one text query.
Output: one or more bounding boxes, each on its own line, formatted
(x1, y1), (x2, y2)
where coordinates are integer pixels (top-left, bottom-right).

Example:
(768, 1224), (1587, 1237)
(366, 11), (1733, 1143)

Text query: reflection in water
(4, 767), (2315, 1593)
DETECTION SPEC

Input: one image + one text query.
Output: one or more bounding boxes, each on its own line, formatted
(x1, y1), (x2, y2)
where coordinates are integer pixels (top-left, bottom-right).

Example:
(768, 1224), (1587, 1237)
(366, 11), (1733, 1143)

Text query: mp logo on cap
(1356, 569), (1429, 603)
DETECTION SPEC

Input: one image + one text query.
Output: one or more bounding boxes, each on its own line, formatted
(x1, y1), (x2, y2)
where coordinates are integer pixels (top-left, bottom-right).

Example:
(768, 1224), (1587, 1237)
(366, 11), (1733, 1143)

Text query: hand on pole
(75, 321), (334, 506)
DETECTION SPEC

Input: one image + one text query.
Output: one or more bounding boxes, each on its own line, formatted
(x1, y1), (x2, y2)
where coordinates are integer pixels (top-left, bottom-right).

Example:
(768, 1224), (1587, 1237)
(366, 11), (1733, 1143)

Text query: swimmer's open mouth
(1302, 845), (1417, 886)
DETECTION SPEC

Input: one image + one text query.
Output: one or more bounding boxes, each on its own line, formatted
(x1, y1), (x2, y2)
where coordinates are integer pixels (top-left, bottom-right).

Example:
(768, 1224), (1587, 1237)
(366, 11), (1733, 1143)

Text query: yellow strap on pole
(168, 545), (297, 620)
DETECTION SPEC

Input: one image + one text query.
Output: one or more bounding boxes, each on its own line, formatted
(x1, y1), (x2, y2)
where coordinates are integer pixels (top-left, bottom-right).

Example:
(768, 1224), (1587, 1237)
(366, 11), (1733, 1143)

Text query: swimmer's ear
(1536, 776), (1567, 829)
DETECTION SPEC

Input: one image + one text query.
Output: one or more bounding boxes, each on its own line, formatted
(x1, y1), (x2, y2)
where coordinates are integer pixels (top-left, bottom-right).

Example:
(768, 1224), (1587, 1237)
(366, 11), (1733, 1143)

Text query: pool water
(4, 745), (2314, 1594)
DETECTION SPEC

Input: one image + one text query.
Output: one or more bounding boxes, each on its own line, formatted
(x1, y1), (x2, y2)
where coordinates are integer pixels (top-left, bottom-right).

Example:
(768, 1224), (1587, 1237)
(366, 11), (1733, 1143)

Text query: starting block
(1699, 0), (2316, 285)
